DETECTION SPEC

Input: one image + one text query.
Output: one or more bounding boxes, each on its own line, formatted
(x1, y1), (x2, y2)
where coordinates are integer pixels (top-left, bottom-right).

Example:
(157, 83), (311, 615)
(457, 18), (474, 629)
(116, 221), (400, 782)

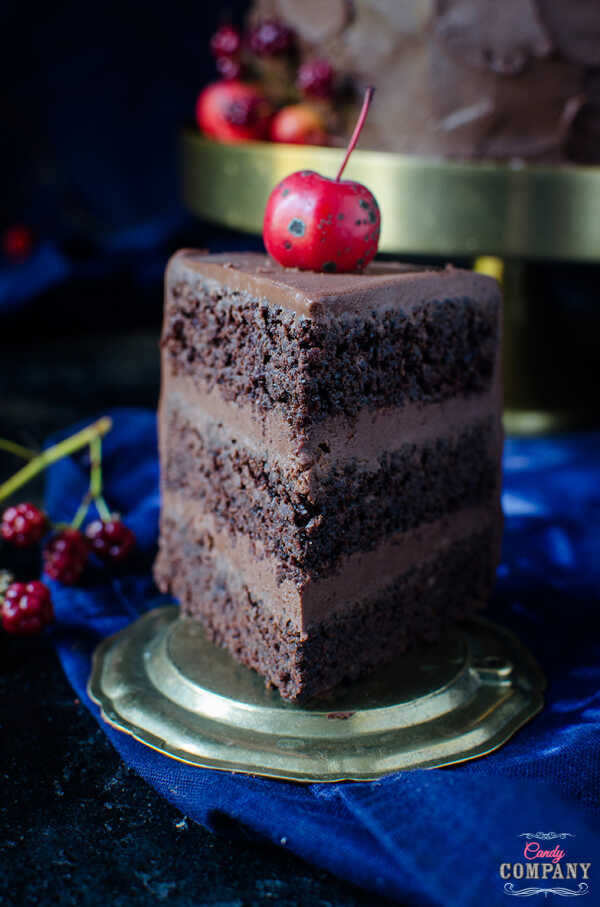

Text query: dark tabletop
(0, 275), (400, 907)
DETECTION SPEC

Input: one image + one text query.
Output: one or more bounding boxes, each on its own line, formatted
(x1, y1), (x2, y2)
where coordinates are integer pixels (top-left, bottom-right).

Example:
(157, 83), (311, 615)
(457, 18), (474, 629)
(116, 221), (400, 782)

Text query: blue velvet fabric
(46, 409), (600, 905)
(0, 219), (184, 316)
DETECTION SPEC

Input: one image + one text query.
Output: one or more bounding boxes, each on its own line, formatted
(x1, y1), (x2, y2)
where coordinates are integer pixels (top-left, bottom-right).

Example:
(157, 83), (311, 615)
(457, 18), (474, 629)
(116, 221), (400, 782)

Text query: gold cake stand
(89, 606), (544, 782)
(182, 132), (600, 261)
(181, 134), (600, 433)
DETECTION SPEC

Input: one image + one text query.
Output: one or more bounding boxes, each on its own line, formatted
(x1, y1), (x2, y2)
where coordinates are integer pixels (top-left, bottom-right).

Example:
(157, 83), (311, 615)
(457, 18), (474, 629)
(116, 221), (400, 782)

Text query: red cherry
(263, 87), (380, 273)
(85, 519), (136, 564)
(2, 225), (33, 263)
(1, 581), (54, 636)
(1, 503), (48, 548)
(196, 81), (272, 143)
(269, 104), (330, 146)
(297, 59), (334, 99)
(248, 19), (295, 57)
(210, 24), (241, 59)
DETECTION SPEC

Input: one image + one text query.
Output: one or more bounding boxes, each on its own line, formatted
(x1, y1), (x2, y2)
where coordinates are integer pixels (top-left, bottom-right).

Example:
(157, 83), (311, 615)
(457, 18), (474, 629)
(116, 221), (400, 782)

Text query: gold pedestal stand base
(88, 606), (544, 783)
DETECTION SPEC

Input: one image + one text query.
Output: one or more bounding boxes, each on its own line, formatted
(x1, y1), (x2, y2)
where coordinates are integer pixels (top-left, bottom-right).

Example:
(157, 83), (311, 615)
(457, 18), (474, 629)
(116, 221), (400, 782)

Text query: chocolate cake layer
(164, 372), (503, 488)
(155, 498), (500, 630)
(162, 253), (499, 430)
(163, 401), (498, 579)
(156, 251), (504, 701)
(157, 515), (496, 702)
(163, 258), (497, 428)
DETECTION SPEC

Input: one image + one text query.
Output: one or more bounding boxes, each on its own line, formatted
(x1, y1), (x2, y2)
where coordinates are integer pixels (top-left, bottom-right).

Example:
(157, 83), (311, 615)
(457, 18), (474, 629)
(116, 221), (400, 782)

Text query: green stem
(88, 435), (112, 521)
(89, 436), (102, 499)
(95, 495), (112, 522)
(0, 438), (37, 461)
(71, 492), (92, 531)
(69, 436), (112, 529)
(0, 417), (112, 503)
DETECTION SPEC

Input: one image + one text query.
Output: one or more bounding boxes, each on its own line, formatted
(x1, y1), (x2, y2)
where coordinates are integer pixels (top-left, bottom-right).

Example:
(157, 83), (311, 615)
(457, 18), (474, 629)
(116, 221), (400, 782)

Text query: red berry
(216, 56), (242, 81)
(196, 81), (272, 143)
(86, 519), (136, 564)
(1, 581), (54, 636)
(210, 24), (242, 59)
(297, 59), (334, 98)
(43, 529), (88, 585)
(2, 225), (33, 263)
(224, 95), (265, 127)
(269, 104), (330, 145)
(1, 503), (48, 548)
(248, 19), (295, 57)
(0, 503), (48, 548)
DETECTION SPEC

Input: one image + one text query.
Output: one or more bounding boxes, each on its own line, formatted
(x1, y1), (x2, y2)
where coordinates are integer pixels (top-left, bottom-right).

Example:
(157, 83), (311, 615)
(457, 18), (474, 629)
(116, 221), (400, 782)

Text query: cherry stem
(0, 417), (112, 503)
(336, 85), (375, 181)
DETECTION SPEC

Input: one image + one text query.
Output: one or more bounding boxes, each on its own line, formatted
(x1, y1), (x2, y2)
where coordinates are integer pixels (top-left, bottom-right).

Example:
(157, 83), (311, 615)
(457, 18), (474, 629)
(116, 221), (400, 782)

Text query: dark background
(0, 2), (392, 904)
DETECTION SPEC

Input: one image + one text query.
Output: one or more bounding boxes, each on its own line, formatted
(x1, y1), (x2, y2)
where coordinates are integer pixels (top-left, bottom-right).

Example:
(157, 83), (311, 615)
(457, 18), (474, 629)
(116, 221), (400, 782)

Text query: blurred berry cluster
(197, 18), (341, 146)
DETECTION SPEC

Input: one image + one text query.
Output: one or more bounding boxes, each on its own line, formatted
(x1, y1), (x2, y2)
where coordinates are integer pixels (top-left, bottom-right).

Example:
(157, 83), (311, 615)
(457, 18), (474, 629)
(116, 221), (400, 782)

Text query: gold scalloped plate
(88, 606), (545, 783)
(181, 133), (600, 262)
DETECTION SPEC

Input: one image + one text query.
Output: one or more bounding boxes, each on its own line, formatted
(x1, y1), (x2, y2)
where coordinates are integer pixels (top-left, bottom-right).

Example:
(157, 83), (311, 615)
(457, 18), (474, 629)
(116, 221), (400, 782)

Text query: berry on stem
(216, 56), (242, 81)
(1, 503), (48, 547)
(269, 104), (330, 145)
(43, 529), (89, 585)
(262, 86), (380, 273)
(196, 81), (272, 143)
(297, 59), (334, 98)
(210, 24), (242, 59)
(1, 581), (54, 636)
(86, 519), (136, 564)
(248, 19), (295, 56)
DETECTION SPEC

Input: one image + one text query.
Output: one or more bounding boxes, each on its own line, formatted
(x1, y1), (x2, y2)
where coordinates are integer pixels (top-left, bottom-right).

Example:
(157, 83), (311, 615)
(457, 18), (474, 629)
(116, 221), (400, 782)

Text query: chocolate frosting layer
(162, 490), (499, 631)
(435, 0), (553, 75)
(537, 0), (600, 67)
(167, 250), (499, 319)
(253, 0), (600, 162)
(167, 373), (501, 484)
(429, 44), (584, 160)
(436, 0), (553, 75)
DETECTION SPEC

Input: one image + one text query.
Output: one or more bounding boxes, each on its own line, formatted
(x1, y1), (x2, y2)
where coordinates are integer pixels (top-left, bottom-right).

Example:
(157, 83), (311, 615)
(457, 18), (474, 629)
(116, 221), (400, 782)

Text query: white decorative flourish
(519, 833), (576, 841)
(504, 883), (589, 898)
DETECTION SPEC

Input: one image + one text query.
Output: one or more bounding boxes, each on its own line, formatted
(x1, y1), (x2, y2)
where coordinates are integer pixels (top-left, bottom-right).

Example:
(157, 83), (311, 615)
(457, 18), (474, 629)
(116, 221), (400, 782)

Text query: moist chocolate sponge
(162, 255), (498, 429)
(155, 251), (503, 702)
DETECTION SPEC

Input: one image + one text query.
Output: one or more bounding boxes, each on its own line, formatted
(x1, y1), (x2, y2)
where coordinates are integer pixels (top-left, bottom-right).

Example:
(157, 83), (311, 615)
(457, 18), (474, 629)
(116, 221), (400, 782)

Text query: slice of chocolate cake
(154, 251), (503, 702)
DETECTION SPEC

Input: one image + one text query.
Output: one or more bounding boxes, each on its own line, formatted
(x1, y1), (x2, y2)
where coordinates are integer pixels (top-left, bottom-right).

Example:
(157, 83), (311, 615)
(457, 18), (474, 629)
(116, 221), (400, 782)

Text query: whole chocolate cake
(251, 0), (600, 163)
(154, 251), (503, 701)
